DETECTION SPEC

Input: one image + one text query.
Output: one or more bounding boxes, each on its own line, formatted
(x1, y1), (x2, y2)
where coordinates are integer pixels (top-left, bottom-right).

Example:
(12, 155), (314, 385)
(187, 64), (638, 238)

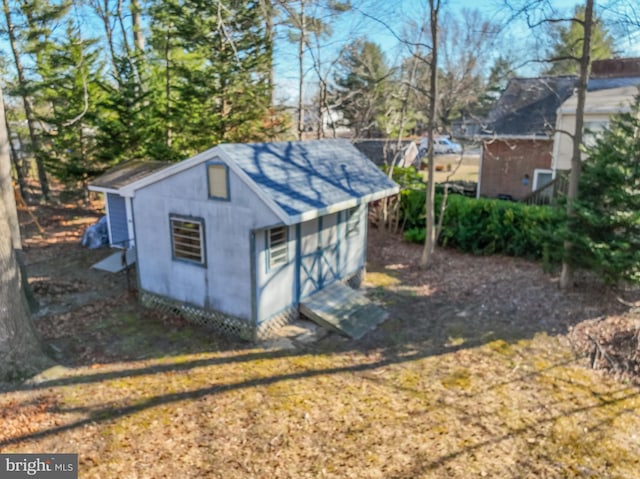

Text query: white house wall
(553, 112), (611, 172)
(553, 85), (638, 173)
(132, 162), (280, 321)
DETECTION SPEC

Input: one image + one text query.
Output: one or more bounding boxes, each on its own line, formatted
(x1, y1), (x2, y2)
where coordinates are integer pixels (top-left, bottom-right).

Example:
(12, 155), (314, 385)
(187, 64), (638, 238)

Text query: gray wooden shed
(89, 139), (399, 340)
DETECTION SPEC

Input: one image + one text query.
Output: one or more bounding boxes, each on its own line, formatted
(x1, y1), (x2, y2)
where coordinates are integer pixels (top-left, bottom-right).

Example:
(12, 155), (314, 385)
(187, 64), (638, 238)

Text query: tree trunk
(165, 27), (173, 149)
(131, 0), (145, 53)
(3, 104), (28, 201)
(297, 0), (306, 140)
(560, 0), (593, 289)
(0, 84), (51, 381)
(2, 0), (50, 201)
(259, 0), (276, 108)
(420, 0), (440, 268)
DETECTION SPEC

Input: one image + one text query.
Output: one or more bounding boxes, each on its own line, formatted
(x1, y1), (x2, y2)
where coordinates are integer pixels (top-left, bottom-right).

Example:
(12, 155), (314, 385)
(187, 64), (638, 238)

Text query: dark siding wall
(479, 139), (553, 200)
(107, 193), (129, 246)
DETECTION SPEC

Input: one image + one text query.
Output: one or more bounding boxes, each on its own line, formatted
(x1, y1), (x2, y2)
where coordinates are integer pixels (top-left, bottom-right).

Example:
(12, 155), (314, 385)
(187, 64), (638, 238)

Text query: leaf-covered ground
(1, 202), (639, 478)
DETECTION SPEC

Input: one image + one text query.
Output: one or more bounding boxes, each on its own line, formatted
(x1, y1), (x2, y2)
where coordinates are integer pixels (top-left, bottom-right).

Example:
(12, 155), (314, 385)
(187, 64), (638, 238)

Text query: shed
(89, 140), (399, 340)
(88, 160), (171, 248)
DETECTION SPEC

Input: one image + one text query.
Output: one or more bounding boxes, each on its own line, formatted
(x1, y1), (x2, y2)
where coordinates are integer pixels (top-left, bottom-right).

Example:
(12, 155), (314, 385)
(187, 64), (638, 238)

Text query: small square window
(170, 216), (205, 265)
(208, 163), (229, 200)
(346, 207), (360, 237)
(267, 227), (288, 270)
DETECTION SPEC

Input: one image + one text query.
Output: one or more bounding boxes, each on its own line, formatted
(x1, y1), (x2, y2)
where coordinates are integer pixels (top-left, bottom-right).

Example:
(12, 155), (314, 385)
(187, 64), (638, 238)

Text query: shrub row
(401, 188), (564, 261)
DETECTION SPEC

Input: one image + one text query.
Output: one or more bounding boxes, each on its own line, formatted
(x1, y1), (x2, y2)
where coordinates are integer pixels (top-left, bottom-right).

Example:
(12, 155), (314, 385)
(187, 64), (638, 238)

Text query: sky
(273, 0), (640, 105)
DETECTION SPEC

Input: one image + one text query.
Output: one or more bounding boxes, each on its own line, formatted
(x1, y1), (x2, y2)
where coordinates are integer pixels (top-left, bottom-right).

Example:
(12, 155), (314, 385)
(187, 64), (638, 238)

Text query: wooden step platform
(299, 282), (388, 340)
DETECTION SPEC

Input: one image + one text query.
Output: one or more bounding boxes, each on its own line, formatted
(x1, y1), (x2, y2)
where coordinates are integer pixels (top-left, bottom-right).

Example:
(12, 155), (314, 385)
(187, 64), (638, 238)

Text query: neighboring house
(476, 76), (578, 200)
(89, 140), (399, 340)
(477, 58), (640, 202)
(553, 58), (640, 173)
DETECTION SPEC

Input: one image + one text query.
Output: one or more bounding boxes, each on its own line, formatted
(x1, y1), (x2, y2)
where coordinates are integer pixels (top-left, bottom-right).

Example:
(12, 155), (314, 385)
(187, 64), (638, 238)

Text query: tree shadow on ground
(3, 224), (639, 478)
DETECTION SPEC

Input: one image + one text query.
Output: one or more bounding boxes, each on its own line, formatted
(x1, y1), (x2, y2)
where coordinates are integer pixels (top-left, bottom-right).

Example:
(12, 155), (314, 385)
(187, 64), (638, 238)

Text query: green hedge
(401, 190), (564, 261)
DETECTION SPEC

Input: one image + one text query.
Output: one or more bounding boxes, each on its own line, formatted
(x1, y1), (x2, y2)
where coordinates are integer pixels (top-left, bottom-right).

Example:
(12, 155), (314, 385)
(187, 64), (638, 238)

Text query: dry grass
(1, 205), (639, 478)
(418, 152), (480, 184)
(432, 153), (480, 184)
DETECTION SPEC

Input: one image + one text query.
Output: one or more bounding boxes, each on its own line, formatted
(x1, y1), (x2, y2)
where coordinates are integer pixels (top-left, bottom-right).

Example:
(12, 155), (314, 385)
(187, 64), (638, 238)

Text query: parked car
(434, 138), (462, 154)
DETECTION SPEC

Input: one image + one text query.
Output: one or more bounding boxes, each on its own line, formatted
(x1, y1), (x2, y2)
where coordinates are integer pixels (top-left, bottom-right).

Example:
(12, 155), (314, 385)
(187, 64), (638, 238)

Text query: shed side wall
(255, 207), (367, 323)
(133, 162), (280, 321)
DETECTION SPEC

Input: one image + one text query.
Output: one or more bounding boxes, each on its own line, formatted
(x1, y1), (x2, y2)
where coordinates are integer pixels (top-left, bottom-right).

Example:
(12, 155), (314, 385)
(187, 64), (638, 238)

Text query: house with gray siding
(89, 140), (399, 340)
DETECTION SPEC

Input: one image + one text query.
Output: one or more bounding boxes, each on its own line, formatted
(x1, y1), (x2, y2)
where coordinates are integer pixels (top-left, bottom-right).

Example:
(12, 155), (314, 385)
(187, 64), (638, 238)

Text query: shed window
(170, 216), (205, 265)
(346, 207), (360, 237)
(267, 227), (288, 270)
(208, 163), (229, 200)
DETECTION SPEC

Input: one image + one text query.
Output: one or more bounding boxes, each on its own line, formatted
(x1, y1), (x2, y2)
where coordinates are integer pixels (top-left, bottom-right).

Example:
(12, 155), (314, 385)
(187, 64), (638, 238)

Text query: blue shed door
(106, 193), (129, 247)
(299, 216), (340, 299)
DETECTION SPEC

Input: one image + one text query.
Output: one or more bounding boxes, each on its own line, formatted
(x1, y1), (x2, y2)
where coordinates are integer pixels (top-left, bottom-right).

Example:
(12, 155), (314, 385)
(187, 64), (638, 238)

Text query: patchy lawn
(1, 203), (639, 478)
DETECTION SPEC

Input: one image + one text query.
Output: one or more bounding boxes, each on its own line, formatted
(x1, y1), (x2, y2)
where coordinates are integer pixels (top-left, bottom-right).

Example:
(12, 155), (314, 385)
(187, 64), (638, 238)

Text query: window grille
(268, 227), (288, 269)
(171, 216), (205, 265)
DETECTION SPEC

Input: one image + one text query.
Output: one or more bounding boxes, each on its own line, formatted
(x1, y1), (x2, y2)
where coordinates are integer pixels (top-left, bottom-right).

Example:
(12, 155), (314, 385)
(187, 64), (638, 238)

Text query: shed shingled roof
(481, 76), (578, 138)
(217, 139), (398, 218)
(88, 140), (399, 225)
(90, 160), (171, 190)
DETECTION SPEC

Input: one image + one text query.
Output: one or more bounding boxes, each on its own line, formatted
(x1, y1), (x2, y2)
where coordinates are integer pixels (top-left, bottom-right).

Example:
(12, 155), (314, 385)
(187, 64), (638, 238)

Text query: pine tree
(38, 21), (105, 193)
(148, 0), (278, 159)
(568, 94), (640, 283)
(545, 4), (615, 75)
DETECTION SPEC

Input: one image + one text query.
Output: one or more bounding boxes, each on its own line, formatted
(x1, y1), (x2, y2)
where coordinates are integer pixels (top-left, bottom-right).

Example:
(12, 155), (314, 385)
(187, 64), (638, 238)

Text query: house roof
(89, 160), (171, 192)
(89, 139), (399, 226)
(588, 76), (640, 91)
(480, 76), (578, 138)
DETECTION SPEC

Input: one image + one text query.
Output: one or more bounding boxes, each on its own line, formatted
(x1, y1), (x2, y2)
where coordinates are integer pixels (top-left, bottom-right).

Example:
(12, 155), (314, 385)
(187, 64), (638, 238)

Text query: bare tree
(0, 82), (51, 381)
(438, 9), (501, 131)
(420, 0), (440, 268)
(504, 0), (596, 288)
(560, 0), (594, 288)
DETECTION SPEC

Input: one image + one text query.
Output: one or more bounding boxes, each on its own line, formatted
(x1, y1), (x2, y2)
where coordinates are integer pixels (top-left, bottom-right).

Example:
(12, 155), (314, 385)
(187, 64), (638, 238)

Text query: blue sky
(273, 0), (640, 104)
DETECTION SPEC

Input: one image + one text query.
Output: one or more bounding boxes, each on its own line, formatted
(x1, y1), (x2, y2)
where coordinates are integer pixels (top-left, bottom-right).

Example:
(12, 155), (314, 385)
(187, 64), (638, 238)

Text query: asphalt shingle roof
(219, 139), (398, 218)
(90, 161), (171, 190)
(482, 76), (578, 137)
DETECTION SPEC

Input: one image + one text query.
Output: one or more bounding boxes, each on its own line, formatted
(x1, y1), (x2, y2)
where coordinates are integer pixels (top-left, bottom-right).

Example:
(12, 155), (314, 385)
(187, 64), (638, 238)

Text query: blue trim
(336, 210), (342, 277)
(264, 225), (290, 273)
(206, 160), (231, 202)
(131, 199), (142, 291)
(250, 231), (258, 327)
(295, 223), (301, 303)
(169, 213), (207, 268)
(362, 204), (369, 270)
(317, 216), (323, 288)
